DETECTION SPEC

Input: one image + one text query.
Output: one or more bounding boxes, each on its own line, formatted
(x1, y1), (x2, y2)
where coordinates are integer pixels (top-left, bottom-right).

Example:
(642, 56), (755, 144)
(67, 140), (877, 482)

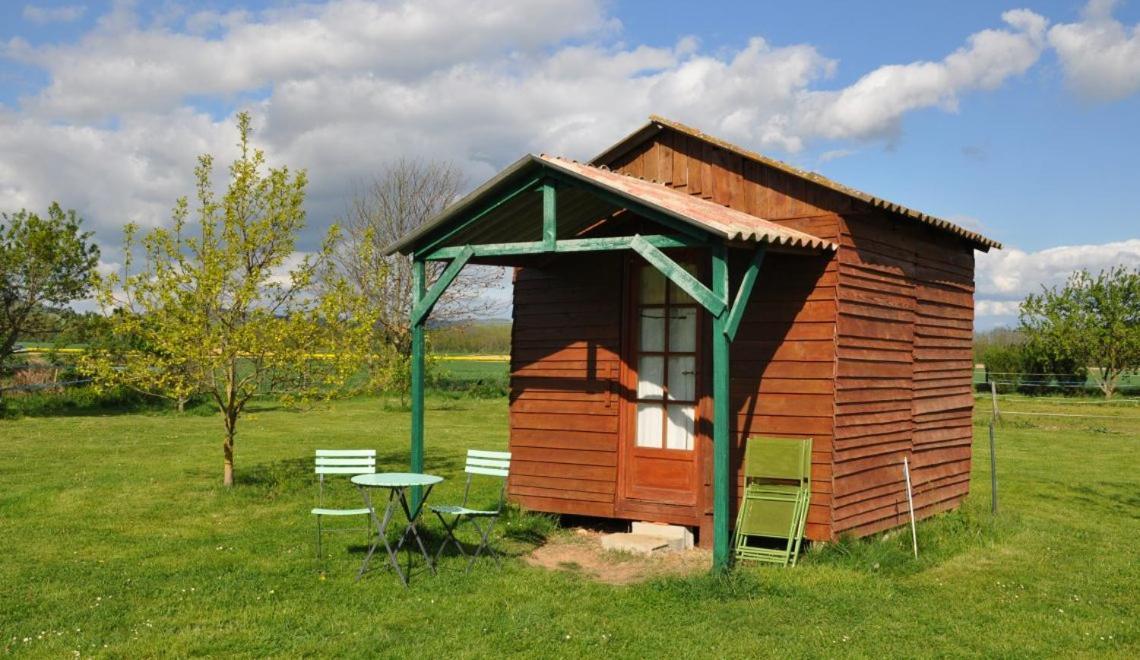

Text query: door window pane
(636, 403), (664, 448)
(640, 267), (665, 304)
(637, 356), (664, 400)
(639, 309), (664, 352)
(665, 405), (695, 450)
(668, 306), (697, 352)
(667, 355), (696, 401)
(670, 263), (700, 304)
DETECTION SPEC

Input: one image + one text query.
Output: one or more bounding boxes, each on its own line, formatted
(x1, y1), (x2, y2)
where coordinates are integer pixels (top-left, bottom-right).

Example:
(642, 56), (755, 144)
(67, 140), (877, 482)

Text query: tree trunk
(222, 411), (237, 487)
(1100, 368), (1118, 399)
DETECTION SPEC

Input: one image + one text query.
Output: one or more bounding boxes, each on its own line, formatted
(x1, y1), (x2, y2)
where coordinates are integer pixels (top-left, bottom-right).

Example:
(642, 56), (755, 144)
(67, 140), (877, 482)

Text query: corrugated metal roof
(385, 154), (836, 255)
(592, 115), (1001, 251)
(536, 155), (837, 252)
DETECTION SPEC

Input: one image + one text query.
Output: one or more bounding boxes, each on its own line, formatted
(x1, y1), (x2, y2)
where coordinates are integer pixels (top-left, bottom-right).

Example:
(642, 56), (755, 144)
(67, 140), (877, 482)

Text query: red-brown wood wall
(508, 253), (623, 518)
(831, 212), (975, 536)
(507, 125), (978, 542)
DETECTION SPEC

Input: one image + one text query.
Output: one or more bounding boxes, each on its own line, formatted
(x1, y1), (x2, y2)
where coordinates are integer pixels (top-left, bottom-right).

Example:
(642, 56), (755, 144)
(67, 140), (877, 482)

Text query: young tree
(0, 204), (99, 365)
(88, 112), (372, 485)
(1020, 266), (1140, 398)
(330, 159), (504, 398)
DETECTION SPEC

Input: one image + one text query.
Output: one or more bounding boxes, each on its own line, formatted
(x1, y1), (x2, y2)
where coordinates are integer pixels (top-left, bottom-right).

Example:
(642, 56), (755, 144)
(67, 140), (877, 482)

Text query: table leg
(356, 487), (406, 585)
(394, 484), (437, 576)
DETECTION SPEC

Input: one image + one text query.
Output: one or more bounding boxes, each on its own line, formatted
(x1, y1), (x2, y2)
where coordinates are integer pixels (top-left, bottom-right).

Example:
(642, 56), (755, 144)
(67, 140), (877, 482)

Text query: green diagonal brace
(724, 247), (767, 341)
(411, 246), (474, 326)
(630, 235), (726, 317)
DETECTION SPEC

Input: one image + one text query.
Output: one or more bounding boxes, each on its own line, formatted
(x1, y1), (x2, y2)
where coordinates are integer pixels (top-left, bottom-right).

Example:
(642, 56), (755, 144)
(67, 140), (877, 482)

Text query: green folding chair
(733, 436), (812, 567)
(430, 449), (511, 571)
(311, 449), (376, 559)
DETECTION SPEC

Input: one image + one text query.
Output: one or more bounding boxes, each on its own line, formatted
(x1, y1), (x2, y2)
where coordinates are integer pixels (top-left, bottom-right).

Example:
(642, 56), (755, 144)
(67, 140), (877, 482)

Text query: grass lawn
(1, 395), (1137, 657)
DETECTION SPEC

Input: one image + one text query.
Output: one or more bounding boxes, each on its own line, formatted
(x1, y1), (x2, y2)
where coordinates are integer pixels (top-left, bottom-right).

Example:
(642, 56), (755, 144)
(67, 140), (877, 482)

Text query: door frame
(615, 251), (709, 521)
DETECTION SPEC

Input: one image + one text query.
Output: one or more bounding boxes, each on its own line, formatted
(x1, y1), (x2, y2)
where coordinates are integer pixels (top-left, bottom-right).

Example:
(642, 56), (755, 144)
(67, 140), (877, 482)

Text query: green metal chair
(312, 449), (376, 559)
(430, 449), (512, 571)
(733, 436), (812, 567)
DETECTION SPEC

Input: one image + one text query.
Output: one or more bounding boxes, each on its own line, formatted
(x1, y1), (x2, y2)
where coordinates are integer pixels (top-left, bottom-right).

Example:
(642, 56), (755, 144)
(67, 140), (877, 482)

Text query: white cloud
(1049, 0), (1140, 101)
(6, 0), (614, 120)
(0, 0), (1062, 271)
(0, 108), (238, 247)
(796, 9), (1047, 144)
(975, 300), (1022, 318)
(975, 238), (1140, 318)
(22, 4), (86, 24)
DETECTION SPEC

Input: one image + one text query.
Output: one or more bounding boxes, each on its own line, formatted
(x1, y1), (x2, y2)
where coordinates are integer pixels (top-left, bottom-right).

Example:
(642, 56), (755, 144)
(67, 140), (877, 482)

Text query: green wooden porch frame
(405, 172), (773, 571)
(410, 246), (474, 326)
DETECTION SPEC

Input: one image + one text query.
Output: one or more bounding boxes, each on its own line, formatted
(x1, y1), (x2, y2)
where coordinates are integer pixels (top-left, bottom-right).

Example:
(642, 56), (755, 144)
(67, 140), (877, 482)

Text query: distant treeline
(429, 320), (511, 354)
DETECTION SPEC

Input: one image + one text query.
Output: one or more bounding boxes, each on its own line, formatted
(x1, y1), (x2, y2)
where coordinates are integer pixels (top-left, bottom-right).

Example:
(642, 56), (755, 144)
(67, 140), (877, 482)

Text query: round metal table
(351, 472), (444, 586)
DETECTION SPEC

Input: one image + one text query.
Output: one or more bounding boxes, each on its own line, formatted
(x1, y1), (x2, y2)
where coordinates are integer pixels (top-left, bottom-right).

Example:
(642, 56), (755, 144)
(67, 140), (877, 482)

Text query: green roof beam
(422, 234), (707, 260)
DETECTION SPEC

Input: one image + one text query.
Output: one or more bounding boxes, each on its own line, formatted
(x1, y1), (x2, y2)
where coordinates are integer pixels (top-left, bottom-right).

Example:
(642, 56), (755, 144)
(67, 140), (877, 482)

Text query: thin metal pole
(989, 421), (999, 514)
(990, 380), (1000, 423)
(903, 456), (918, 559)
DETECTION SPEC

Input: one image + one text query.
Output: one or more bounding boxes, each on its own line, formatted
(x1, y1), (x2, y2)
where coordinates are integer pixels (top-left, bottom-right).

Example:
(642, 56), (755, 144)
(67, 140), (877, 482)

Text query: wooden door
(619, 258), (702, 508)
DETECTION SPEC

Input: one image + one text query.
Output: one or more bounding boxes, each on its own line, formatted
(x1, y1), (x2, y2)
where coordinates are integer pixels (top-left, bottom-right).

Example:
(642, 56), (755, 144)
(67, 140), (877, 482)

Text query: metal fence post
(988, 421), (998, 514)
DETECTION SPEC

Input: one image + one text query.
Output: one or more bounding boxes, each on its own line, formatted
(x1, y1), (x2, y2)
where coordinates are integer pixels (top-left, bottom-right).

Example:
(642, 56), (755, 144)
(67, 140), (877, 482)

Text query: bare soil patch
(524, 527), (711, 585)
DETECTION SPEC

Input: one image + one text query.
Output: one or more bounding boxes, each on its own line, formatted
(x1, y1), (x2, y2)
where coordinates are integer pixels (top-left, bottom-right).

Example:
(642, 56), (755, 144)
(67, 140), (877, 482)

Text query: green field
(436, 357), (508, 382)
(1, 395), (1137, 657)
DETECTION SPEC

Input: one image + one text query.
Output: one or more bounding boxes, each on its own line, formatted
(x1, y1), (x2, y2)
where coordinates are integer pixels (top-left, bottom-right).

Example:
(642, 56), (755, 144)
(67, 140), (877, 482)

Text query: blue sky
(2, 0), (1139, 327)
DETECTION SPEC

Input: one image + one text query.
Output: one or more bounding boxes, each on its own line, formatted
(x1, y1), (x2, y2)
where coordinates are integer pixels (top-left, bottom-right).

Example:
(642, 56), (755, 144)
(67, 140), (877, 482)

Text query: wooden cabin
(387, 116), (1000, 566)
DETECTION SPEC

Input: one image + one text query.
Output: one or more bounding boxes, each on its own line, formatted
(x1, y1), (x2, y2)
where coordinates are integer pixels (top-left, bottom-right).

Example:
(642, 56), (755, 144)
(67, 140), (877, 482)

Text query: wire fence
(974, 367), (1140, 397)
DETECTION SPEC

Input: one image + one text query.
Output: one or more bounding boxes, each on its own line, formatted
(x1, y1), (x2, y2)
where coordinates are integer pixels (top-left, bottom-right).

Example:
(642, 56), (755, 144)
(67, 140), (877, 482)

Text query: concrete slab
(631, 522), (694, 550)
(600, 533), (669, 556)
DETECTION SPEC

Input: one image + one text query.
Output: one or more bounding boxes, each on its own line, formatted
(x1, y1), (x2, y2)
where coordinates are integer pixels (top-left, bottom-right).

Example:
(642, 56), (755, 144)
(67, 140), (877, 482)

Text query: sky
(1, 0), (1139, 329)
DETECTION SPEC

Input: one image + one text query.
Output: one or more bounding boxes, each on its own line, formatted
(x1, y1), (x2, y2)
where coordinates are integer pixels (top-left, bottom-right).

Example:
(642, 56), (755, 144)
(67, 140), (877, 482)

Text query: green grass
(436, 357), (508, 382)
(1, 396), (1137, 657)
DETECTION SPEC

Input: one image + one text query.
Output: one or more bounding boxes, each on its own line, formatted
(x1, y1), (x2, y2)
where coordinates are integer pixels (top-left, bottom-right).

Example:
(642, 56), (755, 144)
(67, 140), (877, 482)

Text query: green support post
(710, 243), (731, 571)
(542, 183), (556, 250)
(410, 257), (426, 509)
